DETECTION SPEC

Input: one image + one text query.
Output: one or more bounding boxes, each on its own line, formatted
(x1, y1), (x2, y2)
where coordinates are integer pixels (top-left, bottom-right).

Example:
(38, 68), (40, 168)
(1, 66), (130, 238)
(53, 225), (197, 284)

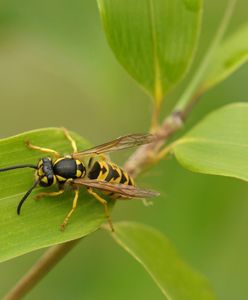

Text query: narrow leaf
(173, 103), (248, 181)
(0, 128), (109, 263)
(107, 222), (217, 300)
(97, 0), (202, 104)
(202, 22), (248, 91)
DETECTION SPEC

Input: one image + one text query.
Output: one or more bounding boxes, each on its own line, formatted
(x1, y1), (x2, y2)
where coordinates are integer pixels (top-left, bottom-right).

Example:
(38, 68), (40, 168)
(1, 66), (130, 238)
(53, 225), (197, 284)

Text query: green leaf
(0, 128), (109, 263)
(97, 0), (202, 104)
(173, 103), (248, 181)
(202, 22), (248, 91)
(107, 222), (217, 300)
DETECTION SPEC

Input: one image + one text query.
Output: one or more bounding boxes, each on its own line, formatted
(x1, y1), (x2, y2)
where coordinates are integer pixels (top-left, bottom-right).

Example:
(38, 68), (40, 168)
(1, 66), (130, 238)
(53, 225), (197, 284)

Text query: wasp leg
(87, 187), (114, 232)
(25, 140), (60, 158)
(60, 188), (79, 231)
(61, 127), (78, 153)
(35, 189), (65, 200)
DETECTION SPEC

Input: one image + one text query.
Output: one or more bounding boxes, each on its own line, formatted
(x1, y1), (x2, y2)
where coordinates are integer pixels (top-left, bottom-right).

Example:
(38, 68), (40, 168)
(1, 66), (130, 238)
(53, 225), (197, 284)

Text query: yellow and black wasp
(0, 129), (159, 231)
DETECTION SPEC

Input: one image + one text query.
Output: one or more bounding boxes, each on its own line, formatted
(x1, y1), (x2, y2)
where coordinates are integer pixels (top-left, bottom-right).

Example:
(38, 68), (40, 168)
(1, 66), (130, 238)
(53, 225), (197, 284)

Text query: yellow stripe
(110, 163), (122, 183)
(38, 160), (43, 168)
(42, 177), (48, 184)
(76, 169), (82, 177)
(56, 175), (67, 182)
(98, 161), (109, 181)
(53, 157), (64, 165)
(122, 170), (129, 184)
(53, 175), (57, 185)
(75, 160), (82, 166)
(38, 168), (44, 176)
(129, 176), (135, 186)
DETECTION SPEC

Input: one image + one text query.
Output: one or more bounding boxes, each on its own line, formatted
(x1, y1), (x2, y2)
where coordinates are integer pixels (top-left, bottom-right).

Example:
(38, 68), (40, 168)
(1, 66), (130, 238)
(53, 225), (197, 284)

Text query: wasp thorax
(36, 157), (56, 187)
(53, 157), (86, 184)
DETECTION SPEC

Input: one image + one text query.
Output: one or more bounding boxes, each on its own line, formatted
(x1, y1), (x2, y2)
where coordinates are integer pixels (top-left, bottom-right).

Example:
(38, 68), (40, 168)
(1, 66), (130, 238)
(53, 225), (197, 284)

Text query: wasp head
(36, 157), (56, 187)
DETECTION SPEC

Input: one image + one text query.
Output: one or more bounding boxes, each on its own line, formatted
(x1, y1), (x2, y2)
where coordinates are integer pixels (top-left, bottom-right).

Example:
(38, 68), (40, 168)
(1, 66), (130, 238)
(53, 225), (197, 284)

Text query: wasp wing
(72, 133), (154, 159)
(73, 178), (159, 199)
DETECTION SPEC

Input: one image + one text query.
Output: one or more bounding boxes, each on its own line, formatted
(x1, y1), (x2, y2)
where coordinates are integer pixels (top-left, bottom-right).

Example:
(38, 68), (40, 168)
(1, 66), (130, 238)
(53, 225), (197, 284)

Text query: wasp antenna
(17, 178), (41, 215)
(0, 164), (37, 172)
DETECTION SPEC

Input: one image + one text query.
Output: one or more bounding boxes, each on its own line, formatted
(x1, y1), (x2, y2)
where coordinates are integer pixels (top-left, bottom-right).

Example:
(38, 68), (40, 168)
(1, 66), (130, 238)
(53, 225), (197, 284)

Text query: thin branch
(3, 239), (81, 300)
(124, 96), (188, 177)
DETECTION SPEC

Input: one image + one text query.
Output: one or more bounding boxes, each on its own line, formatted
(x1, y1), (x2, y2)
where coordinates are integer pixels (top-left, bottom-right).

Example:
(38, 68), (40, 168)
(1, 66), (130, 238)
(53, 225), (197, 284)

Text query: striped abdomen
(87, 160), (134, 197)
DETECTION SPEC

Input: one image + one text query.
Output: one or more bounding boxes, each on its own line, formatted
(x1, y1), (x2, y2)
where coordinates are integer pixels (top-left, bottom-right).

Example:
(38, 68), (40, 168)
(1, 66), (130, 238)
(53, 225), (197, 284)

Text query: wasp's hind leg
(87, 187), (114, 232)
(61, 127), (78, 153)
(25, 140), (60, 158)
(60, 188), (79, 230)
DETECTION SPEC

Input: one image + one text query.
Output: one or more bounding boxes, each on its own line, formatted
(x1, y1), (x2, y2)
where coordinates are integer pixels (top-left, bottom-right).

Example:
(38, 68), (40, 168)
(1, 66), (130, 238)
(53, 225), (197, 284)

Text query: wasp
(0, 129), (159, 231)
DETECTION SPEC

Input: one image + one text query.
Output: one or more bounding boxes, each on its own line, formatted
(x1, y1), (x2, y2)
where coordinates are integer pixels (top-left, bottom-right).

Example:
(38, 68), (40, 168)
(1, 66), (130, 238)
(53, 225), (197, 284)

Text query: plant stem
(3, 239), (81, 300)
(3, 1), (237, 299)
(150, 102), (161, 131)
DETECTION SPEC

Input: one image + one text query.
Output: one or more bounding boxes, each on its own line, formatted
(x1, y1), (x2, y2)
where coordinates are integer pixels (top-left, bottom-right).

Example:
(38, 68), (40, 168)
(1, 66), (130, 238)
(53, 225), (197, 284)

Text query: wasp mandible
(0, 129), (159, 231)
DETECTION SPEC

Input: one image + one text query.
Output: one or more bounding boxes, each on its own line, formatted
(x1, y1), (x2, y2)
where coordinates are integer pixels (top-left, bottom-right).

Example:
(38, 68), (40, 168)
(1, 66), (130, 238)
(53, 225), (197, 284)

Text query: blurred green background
(0, 1), (247, 299)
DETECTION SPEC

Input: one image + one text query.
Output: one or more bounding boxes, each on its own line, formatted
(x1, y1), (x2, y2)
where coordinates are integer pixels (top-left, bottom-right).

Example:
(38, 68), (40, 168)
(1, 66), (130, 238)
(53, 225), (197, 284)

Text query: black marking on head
(42, 158), (53, 175)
